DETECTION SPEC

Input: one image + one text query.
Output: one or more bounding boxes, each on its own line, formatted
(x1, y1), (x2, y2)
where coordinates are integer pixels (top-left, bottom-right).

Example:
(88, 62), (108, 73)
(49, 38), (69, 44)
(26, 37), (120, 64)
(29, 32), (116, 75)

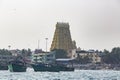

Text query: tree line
(0, 49), (32, 57)
(102, 47), (120, 64)
(0, 47), (120, 64)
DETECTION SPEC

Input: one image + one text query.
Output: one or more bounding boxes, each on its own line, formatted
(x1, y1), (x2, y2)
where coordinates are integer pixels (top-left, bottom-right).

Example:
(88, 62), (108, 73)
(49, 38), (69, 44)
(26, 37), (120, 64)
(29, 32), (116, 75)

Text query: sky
(0, 0), (120, 51)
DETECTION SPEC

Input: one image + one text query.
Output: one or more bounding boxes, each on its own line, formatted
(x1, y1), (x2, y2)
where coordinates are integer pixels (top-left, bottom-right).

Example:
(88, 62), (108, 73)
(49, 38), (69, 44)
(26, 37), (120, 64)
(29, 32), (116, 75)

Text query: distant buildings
(10, 49), (21, 56)
(0, 55), (14, 63)
(76, 49), (101, 63)
(0, 49), (15, 65)
(10, 49), (32, 64)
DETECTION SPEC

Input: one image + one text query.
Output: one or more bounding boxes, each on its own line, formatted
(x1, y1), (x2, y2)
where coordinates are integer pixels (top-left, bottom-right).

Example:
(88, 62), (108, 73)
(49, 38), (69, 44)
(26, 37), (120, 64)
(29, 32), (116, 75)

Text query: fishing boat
(8, 56), (27, 72)
(0, 65), (8, 70)
(31, 62), (74, 72)
(31, 63), (60, 72)
(31, 50), (74, 72)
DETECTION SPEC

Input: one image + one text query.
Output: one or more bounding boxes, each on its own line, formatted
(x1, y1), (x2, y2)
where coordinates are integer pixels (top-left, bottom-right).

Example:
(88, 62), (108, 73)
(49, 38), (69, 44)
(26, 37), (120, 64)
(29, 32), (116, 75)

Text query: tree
(21, 49), (27, 57)
(0, 49), (12, 55)
(111, 47), (120, 54)
(103, 49), (109, 54)
(27, 48), (32, 56)
(102, 47), (120, 64)
(75, 54), (90, 64)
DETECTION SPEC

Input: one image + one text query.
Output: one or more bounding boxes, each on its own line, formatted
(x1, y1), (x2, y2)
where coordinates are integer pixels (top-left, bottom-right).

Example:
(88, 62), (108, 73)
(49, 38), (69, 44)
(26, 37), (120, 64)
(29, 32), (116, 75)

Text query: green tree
(76, 54), (90, 64)
(27, 48), (32, 56)
(0, 49), (12, 55)
(103, 49), (109, 54)
(102, 47), (120, 64)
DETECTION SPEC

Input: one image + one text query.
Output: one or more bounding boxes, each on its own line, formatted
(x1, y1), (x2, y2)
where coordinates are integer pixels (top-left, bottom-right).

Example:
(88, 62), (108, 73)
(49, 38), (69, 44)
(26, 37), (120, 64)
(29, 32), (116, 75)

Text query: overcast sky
(0, 0), (120, 51)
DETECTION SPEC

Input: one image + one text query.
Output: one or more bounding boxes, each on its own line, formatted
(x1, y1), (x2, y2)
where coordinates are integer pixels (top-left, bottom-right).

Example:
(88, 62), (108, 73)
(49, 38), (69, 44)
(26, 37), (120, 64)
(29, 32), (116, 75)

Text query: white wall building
(32, 51), (55, 63)
(76, 50), (101, 63)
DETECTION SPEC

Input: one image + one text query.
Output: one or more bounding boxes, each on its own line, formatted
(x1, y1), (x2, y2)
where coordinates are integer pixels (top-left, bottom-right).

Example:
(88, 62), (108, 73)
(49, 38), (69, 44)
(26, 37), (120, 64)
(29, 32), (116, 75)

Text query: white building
(76, 50), (101, 63)
(67, 49), (77, 59)
(32, 51), (55, 63)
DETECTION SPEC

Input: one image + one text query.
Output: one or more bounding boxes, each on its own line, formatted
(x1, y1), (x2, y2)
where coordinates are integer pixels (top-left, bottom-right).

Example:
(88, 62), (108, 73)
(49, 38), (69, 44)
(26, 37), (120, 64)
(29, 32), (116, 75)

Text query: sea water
(0, 68), (120, 80)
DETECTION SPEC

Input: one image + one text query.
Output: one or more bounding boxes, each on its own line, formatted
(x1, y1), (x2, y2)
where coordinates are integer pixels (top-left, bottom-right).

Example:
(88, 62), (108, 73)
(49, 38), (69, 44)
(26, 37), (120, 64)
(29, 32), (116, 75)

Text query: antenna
(45, 38), (48, 52)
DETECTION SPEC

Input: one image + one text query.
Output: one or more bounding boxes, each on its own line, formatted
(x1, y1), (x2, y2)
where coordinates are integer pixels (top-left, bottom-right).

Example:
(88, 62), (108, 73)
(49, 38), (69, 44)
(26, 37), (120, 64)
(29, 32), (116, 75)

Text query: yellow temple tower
(50, 22), (76, 57)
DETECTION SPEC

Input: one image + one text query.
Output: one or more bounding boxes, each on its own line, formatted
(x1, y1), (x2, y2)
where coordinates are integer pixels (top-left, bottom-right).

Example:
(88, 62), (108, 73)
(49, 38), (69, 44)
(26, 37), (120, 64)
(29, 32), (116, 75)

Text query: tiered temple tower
(50, 22), (76, 57)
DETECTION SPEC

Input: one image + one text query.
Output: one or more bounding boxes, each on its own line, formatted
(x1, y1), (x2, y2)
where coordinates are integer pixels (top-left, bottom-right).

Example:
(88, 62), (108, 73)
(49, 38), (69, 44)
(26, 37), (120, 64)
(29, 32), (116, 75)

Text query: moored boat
(31, 63), (60, 72)
(8, 56), (27, 72)
(31, 63), (74, 72)
(0, 65), (8, 70)
(31, 50), (74, 72)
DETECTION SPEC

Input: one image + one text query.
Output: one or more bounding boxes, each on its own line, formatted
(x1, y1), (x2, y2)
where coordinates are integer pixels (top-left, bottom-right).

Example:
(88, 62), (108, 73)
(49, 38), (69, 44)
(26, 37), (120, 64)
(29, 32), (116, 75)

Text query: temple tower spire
(50, 22), (75, 54)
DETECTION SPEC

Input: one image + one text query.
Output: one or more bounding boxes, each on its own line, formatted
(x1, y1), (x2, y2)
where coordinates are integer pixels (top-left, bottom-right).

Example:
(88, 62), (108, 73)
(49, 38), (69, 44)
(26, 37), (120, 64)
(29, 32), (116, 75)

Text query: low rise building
(0, 55), (14, 62)
(76, 50), (101, 63)
(67, 49), (77, 59)
(0, 49), (15, 64)
(10, 49), (21, 56)
(32, 51), (55, 63)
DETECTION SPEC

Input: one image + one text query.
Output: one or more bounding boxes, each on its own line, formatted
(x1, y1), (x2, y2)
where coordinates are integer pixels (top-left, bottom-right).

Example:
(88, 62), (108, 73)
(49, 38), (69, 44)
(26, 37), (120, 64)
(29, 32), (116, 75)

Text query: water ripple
(0, 69), (120, 80)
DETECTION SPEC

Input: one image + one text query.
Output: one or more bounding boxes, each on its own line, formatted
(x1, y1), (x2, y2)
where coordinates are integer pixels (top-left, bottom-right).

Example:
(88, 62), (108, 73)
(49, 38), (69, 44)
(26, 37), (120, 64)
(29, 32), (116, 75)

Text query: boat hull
(31, 63), (59, 72)
(8, 64), (26, 72)
(31, 63), (74, 72)
(59, 66), (74, 71)
(0, 65), (8, 70)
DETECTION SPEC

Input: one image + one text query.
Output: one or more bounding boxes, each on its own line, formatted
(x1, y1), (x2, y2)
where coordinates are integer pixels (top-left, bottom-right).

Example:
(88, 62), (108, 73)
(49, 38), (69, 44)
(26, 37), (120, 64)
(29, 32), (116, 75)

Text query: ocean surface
(0, 68), (120, 80)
